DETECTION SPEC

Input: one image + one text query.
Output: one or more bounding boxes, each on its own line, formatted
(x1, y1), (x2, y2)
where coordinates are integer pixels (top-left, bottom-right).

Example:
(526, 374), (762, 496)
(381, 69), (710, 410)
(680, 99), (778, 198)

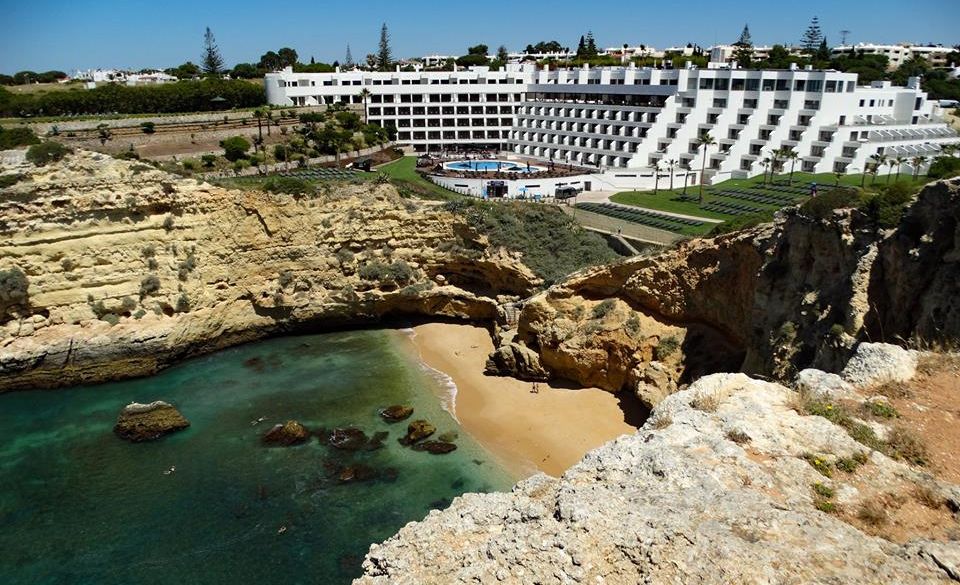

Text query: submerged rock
(398, 419), (436, 445)
(379, 405), (414, 422)
(337, 464), (379, 484)
(367, 431), (389, 451)
(411, 441), (457, 455)
(113, 401), (190, 442)
(262, 420), (309, 446)
(328, 427), (369, 451)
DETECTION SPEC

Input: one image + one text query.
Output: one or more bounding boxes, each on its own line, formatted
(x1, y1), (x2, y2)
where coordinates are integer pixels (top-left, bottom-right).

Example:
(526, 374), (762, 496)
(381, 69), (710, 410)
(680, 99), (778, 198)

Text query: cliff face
(503, 179), (960, 407)
(0, 151), (540, 391)
(357, 371), (960, 584)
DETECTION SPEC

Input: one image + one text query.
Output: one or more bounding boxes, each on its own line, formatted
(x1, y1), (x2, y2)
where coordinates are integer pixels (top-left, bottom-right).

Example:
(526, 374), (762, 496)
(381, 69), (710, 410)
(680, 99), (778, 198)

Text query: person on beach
(531, 382), (539, 394)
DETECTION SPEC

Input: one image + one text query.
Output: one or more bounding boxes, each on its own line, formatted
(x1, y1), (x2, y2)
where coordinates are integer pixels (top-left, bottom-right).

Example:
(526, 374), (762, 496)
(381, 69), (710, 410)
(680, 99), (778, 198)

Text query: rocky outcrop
(355, 372), (960, 584)
(398, 420), (435, 445)
(495, 179), (960, 407)
(262, 420), (309, 446)
(841, 342), (920, 387)
(113, 400), (189, 442)
(0, 151), (541, 391)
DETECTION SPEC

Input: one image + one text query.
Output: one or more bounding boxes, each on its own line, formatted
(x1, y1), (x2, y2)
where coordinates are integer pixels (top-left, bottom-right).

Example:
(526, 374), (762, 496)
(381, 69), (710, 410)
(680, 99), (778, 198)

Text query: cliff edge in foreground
(356, 360), (960, 584)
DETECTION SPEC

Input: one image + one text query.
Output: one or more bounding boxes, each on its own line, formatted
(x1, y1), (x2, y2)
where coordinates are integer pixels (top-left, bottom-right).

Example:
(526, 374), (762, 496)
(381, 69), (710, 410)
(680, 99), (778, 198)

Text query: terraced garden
(574, 202), (712, 236)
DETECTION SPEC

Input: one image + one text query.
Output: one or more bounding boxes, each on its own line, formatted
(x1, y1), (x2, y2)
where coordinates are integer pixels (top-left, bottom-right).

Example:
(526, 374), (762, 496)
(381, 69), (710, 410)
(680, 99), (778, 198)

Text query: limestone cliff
(0, 151), (540, 391)
(498, 179), (960, 407)
(356, 368), (960, 584)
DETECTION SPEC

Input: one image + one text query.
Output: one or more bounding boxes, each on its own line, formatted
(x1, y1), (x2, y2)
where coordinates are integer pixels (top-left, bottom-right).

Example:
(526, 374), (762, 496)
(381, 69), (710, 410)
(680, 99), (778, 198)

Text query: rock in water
(328, 427), (369, 450)
(114, 401), (190, 442)
(411, 441), (457, 455)
(262, 420), (309, 446)
(398, 420), (436, 445)
(379, 405), (414, 422)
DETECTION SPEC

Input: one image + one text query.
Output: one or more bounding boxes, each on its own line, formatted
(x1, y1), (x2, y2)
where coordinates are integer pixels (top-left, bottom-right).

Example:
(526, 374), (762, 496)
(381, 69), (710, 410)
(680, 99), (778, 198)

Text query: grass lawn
(376, 156), (464, 201)
(611, 172), (931, 224)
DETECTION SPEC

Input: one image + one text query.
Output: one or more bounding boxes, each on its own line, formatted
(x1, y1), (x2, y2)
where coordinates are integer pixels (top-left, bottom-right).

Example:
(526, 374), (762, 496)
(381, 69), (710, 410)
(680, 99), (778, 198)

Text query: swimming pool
(444, 160), (545, 173)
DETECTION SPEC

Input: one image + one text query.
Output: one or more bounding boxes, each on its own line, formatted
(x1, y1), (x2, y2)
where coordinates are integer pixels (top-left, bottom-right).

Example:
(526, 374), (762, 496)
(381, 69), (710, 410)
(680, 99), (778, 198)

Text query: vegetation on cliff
(442, 198), (620, 284)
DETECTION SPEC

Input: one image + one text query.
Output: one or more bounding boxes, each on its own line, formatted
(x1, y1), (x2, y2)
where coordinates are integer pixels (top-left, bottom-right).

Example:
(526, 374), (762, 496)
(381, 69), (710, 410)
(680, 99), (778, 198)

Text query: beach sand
(402, 322), (643, 478)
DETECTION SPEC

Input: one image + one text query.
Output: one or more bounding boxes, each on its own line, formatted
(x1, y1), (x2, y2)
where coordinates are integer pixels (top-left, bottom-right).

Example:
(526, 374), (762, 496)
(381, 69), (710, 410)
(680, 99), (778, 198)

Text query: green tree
(359, 88), (371, 123)
(780, 147), (799, 185)
(377, 23), (393, 71)
(733, 24), (754, 67)
(258, 51), (282, 71)
(220, 136), (251, 161)
(202, 27), (225, 75)
(800, 16), (824, 54)
(230, 63), (258, 78)
(344, 45), (354, 68)
(869, 152), (887, 184)
(910, 155), (927, 179)
(814, 38), (831, 62)
(277, 47), (298, 68)
(695, 132), (716, 203)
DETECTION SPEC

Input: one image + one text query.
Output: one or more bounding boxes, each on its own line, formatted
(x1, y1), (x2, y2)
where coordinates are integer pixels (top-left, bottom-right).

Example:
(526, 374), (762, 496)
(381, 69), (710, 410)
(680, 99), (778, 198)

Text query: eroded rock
(841, 342), (919, 387)
(262, 420), (309, 446)
(379, 405), (414, 422)
(113, 400), (190, 442)
(398, 420), (435, 445)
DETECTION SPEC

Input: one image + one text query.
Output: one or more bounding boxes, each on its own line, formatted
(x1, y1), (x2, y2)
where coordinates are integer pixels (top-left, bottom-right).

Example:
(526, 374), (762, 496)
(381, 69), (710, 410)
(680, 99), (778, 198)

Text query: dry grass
(917, 352), (960, 377)
(857, 500), (889, 526)
(886, 427), (929, 466)
(649, 412), (673, 430)
(725, 429), (751, 444)
(691, 392), (721, 413)
(913, 484), (945, 510)
(872, 380), (911, 400)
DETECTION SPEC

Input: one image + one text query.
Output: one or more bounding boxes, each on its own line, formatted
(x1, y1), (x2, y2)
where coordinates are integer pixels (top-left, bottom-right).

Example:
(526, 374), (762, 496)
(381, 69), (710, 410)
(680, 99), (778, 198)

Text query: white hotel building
(265, 63), (959, 190)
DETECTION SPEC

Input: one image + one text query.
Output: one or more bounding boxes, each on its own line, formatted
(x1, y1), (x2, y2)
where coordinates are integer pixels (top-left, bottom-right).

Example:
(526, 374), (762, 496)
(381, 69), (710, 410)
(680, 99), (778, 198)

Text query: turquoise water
(0, 329), (513, 584)
(445, 160), (543, 172)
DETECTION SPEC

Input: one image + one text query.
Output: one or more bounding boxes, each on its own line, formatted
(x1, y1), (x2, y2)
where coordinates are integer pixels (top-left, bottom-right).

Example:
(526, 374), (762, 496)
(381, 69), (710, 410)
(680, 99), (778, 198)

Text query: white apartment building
(709, 45), (804, 64)
(830, 43), (956, 69)
(265, 63), (959, 187)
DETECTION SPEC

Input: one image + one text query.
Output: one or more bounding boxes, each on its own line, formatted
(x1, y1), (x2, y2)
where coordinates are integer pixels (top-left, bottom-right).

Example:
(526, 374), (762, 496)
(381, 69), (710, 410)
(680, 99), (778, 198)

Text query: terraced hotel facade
(266, 63), (960, 189)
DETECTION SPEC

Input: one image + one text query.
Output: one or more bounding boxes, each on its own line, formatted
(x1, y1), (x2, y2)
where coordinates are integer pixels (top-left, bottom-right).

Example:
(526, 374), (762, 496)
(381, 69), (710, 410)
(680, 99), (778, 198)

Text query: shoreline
(399, 322), (641, 478)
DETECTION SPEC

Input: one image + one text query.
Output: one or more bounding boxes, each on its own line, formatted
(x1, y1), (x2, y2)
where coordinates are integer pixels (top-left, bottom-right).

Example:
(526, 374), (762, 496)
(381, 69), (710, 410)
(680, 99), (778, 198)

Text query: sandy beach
(401, 322), (641, 478)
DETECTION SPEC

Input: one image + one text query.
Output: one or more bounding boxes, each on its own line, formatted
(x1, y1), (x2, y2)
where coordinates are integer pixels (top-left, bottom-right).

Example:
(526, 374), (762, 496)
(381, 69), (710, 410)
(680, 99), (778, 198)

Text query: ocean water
(0, 329), (513, 585)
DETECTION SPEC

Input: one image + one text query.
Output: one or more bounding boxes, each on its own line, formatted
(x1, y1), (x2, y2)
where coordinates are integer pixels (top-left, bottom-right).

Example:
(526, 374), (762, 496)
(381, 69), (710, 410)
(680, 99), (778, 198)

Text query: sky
(1, 0), (956, 74)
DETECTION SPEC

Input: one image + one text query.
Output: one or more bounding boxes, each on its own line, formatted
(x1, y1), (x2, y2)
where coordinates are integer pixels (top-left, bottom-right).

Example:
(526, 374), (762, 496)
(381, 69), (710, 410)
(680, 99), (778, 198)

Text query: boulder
(262, 420), (309, 446)
(629, 360), (677, 408)
(484, 342), (550, 381)
(411, 441), (457, 455)
(841, 342), (919, 387)
(796, 368), (857, 399)
(379, 405), (414, 422)
(398, 419), (436, 446)
(113, 401), (190, 442)
(328, 427), (369, 450)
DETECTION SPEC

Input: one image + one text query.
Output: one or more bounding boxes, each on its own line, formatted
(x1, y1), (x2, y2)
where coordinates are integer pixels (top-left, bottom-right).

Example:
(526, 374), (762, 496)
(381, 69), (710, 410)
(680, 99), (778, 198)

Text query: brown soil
(835, 354), (960, 543)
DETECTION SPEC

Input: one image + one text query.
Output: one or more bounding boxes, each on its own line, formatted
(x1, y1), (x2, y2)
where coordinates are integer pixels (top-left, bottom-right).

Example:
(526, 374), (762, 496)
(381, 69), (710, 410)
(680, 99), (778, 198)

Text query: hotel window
(715, 78), (730, 91)
(745, 79), (760, 91)
(713, 98), (727, 108)
(699, 78), (715, 90)
(762, 79), (775, 91)
(731, 78), (745, 91)
(825, 80), (837, 92)
(807, 80), (822, 92)
(775, 79), (789, 91)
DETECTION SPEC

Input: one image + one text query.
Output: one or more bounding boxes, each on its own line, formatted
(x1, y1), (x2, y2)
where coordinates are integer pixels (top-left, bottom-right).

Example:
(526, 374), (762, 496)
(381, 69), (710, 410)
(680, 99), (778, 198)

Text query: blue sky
(1, 0), (956, 73)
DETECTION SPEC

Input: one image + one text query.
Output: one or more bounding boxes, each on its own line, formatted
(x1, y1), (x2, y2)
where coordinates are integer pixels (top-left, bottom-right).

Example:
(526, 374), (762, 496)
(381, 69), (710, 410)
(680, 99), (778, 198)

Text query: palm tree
(681, 162), (691, 195)
(869, 152), (887, 185)
(885, 159), (896, 184)
(666, 158), (677, 191)
(652, 162), (662, 195)
(911, 155), (928, 179)
(266, 110), (273, 137)
(359, 88), (372, 124)
(695, 132), (716, 203)
(759, 157), (770, 185)
(833, 169), (844, 186)
(893, 155), (906, 181)
(253, 108), (265, 145)
(780, 147), (799, 185)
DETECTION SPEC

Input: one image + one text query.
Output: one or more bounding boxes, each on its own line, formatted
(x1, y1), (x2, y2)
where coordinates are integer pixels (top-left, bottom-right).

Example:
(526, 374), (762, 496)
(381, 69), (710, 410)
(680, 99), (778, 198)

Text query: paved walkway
(562, 206), (681, 247)
(576, 190), (722, 224)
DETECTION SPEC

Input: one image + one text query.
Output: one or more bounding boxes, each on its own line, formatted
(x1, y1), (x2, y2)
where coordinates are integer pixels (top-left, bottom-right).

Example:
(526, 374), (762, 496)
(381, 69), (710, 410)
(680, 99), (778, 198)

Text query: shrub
(691, 391), (721, 412)
(863, 399), (898, 419)
(799, 188), (861, 220)
(358, 260), (414, 285)
(0, 267), (29, 314)
(812, 482), (835, 499)
(0, 174), (23, 188)
(859, 182), (915, 228)
(25, 141), (71, 166)
(857, 501), (888, 526)
(60, 258), (75, 272)
(926, 155), (960, 180)
(804, 454), (834, 477)
(886, 427), (928, 466)
(591, 299), (616, 319)
(181, 159), (198, 171)
(278, 270), (294, 288)
(335, 248), (355, 265)
(139, 274), (161, 298)
(201, 154), (217, 168)
(262, 176), (312, 195)
(220, 136), (251, 162)
(0, 125), (40, 149)
(162, 215), (175, 231)
(655, 335), (681, 360)
(140, 121), (156, 134)
(175, 293), (190, 313)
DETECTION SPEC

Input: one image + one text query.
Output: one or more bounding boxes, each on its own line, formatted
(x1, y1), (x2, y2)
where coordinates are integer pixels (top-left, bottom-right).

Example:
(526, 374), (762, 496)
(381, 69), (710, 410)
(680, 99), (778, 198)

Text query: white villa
(265, 62), (959, 191)
(830, 44), (956, 69)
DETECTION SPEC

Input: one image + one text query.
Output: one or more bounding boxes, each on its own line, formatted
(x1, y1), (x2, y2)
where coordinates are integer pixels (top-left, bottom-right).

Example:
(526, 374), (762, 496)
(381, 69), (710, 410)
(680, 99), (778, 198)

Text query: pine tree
(345, 45), (354, 68)
(801, 16), (824, 54)
(733, 24), (754, 66)
(815, 38), (831, 62)
(585, 31), (598, 57)
(496, 45), (509, 64)
(377, 23), (392, 71)
(576, 35), (586, 58)
(201, 27), (224, 75)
